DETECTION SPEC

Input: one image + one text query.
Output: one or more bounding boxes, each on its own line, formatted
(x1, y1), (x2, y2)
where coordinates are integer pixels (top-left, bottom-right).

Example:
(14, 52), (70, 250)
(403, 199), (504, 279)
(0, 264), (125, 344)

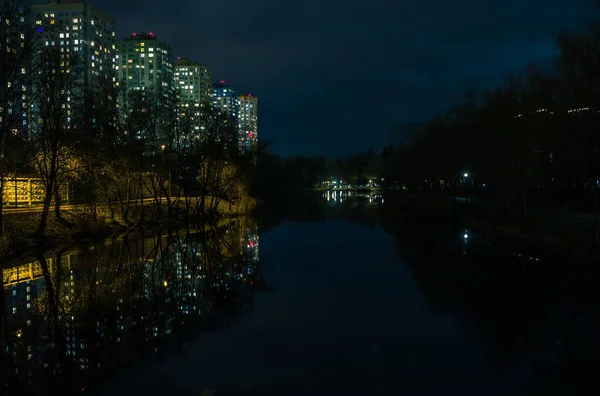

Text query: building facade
(29, 0), (117, 141)
(116, 32), (174, 100)
(116, 32), (174, 146)
(31, 0), (117, 90)
(175, 57), (212, 108)
(175, 57), (212, 139)
(117, 32), (175, 104)
(238, 94), (258, 150)
(0, 0), (30, 136)
(212, 80), (238, 122)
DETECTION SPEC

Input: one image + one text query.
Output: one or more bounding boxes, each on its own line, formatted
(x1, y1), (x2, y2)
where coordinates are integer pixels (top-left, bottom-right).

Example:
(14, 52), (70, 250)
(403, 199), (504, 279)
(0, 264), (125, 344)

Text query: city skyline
(25, 0), (259, 150)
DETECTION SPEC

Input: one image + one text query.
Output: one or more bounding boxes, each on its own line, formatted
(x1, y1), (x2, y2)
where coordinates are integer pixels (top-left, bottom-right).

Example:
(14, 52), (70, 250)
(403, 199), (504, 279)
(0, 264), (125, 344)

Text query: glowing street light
(463, 173), (469, 178)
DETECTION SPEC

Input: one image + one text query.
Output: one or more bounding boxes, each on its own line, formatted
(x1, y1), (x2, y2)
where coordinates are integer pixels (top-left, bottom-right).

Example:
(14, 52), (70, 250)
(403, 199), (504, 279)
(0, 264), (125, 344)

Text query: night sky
(90, 0), (592, 157)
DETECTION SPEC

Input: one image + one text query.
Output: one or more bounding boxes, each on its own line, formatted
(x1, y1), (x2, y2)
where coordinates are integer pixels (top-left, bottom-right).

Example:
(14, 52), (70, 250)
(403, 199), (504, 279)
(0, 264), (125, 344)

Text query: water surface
(2, 193), (599, 395)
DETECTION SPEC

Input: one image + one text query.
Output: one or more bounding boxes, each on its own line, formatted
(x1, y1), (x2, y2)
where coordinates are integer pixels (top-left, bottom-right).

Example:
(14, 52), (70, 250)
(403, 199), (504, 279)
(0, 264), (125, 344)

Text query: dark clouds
(93, 0), (594, 156)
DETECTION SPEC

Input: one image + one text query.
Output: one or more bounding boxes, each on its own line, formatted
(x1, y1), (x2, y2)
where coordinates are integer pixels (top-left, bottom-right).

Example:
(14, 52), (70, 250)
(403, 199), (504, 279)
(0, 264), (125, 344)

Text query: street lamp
(463, 173), (469, 178)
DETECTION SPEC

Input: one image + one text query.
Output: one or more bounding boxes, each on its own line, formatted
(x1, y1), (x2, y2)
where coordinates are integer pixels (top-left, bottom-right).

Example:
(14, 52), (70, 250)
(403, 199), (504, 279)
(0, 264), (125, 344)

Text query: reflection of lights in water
(463, 233), (468, 239)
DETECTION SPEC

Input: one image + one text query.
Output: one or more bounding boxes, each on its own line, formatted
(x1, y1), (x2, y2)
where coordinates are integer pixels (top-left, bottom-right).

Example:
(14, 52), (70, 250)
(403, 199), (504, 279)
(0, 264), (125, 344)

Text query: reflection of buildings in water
(2, 224), (261, 393)
(2, 254), (75, 375)
(245, 228), (259, 279)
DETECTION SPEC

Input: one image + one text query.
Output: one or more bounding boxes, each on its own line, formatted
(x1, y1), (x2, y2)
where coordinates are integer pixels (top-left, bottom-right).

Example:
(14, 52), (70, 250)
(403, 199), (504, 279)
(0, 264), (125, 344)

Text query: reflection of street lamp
(160, 144), (171, 197)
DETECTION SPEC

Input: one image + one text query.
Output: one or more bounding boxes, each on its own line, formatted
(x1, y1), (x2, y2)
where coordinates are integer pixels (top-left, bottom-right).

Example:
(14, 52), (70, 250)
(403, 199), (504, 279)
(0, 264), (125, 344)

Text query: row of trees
(379, 20), (600, 219)
(0, 2), (258, 241)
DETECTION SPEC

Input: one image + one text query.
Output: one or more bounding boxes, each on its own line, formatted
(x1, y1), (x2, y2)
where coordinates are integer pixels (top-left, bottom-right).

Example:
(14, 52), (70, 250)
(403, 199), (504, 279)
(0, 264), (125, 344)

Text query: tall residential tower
(0, 0), (30, 136)
(116, 32), (174, 101)
(31, 0), (117, 89)
(116, 31), (174, 146)
(175, 57), (212, 107)
(30, 0), (116, 138)
(175, 57), (212, 139)
(212, 80), (238, 121)
(238, 94), (258, 150)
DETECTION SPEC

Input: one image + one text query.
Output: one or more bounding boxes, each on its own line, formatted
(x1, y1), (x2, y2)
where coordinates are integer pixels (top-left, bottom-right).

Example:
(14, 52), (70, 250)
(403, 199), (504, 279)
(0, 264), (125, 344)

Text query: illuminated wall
(1, 177), (48, 206)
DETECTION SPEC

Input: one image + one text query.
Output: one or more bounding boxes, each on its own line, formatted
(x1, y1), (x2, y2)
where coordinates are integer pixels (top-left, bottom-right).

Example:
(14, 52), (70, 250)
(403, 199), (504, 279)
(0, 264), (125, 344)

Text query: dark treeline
(0, 3), (258, 248)
(259, 15), (600, 225)
(256, 151), (381, 192)
(383, 23), (600, 218)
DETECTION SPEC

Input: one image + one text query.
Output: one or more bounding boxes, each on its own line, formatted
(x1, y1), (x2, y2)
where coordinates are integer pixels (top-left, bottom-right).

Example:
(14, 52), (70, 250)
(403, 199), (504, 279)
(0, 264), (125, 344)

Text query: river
(2, 191), (599, 395)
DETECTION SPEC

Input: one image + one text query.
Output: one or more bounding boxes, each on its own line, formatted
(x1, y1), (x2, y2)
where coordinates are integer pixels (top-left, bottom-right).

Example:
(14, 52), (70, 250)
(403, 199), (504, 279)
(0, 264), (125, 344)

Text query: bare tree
(29, 46), (83, 237)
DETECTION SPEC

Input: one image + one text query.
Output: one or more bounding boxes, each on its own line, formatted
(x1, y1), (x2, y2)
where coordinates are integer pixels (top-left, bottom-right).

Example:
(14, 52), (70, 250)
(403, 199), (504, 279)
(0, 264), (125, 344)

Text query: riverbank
(0, 196), (255, 262)
(384, 192), (600, 263)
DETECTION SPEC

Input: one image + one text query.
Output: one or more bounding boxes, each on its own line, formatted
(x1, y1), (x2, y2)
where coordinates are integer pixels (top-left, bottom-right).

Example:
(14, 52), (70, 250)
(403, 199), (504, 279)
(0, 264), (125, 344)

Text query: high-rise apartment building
(116, 32), (174, 146)
(212, 80), (238, 122)
(175, 57), (212, 107)
(0, 0), (30, 136)
(31, 0), (117, 89)
(175, 57), (212, 139)
(30, 0), (116, 139)
(116, 32), (174, 102)
(238, 94), (258, 150)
